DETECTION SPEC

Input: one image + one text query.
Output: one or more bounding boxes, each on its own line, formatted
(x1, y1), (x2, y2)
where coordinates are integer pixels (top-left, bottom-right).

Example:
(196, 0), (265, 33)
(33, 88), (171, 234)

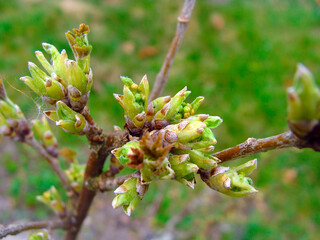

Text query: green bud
(169, 154), (199, 189)
(154, 87), (190, 121)
(115, 75), (149, 130)
(42, 43), (68, 86)
(35, 50), (54, 75)
(44, 110), (59, 122)
(26, 62), (47, 94)
(121, 76), (134, 87)
(0, 99), (23, 120)
(140, 157), (175, 183)
(45, 101), (87, 134)
(204, 116), (223, 128)
(21, 62), (65, 101)
(65, 160), (85, 192)
(287, 64), (320, 121)
(147, 96), (171, 121)
(123, 85), (143, 122)
(177, 119), (206, 143)
(44, 77), (66, 100)
(65, 60), (88, 95)
(207, 159), (258, 197)
(65, 24), (92, 73)
(112, 177), (147, 216)
(163, 114), (220, 150)
(111, 140), (140, 166)
(190, 96), (204, 113)
(32, 116), (57, 148)
(36, 186), (66, 217)
(28, 231), (51, 240)
(20, 76), (42, 96)
(173, 149), (219, 170)
(139, 75), (149, 112)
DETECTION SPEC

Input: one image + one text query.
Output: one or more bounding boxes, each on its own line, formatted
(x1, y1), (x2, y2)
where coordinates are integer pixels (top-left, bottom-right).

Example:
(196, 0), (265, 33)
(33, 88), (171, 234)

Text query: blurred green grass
(1, 0), (320, 239)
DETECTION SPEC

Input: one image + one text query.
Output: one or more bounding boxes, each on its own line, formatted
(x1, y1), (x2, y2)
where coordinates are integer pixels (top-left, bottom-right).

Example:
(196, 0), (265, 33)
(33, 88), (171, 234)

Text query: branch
(65, 125), (128, 240)
(0, 219), (67, 238)
(87, 173), (136, 192)
(213, 131), (302, 163)
(149, 0), (196, 101)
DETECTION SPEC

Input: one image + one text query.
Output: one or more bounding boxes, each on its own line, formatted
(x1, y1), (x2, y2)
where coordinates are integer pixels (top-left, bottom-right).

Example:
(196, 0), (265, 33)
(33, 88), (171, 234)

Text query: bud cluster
(20, 24), (92, 112)
(32, 116), (58, 157)
(112, 76), (258, 215)
(65, 160), (85, 192)
(44, 101), (87, 135)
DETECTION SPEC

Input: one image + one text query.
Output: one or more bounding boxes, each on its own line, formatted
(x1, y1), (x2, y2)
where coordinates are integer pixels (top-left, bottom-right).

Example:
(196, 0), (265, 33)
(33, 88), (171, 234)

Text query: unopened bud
(206, 159), (258, 197)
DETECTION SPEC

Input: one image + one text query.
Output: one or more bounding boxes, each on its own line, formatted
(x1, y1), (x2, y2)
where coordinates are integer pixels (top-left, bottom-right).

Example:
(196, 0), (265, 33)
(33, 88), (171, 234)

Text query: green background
(0, 0), (320, 239)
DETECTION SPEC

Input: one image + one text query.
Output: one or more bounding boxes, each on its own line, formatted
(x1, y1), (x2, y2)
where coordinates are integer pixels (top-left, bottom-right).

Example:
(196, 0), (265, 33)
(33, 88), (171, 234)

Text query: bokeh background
(1, 0), (320, 239)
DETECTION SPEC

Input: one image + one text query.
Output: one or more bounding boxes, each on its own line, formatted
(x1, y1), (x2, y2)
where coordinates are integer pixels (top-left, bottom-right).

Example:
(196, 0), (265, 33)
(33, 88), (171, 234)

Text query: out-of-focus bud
(0, 98), (24, 120)
(0, 78), (25, 138)
(44, 101), (87, 135)
(287, 64), (320, 140)
(0, 112), (13, 137)
(28, 231), (51, 240)
(32, 116), (58, 157)
(204, 159), (258, 197)
(65, 23), (92, 74)
(114, 75), (149, 134)
(112, 177), (148, 216)
(65, 160), (85, 192)
(36, 186), (66, 217)
(169, 154), (199, 189)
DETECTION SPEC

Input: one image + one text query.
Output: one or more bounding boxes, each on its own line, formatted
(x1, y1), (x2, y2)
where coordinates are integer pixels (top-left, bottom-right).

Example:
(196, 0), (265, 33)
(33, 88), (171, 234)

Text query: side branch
(0, 219), (67, 238)
(88, 173), (136, 192)
(213, 131), (302, 162)
(149, 0), (196, 101)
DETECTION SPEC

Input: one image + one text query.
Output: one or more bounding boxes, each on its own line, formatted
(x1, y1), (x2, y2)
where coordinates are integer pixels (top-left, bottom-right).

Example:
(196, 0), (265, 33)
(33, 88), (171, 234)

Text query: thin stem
(24, 136), (75, 198)
(149, 0), (196, 101)
(213, 131), (302, 163)
(0, 219), (67, 238)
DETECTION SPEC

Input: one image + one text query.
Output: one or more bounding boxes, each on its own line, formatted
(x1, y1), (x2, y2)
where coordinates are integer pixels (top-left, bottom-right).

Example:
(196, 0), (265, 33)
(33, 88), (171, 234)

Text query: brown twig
(0, 219), (67, 238)
(212, 131), (302, 163)
(149, 0), (196, 101)
(88, 174), (134, 192)
(65, 124), (128, 240)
